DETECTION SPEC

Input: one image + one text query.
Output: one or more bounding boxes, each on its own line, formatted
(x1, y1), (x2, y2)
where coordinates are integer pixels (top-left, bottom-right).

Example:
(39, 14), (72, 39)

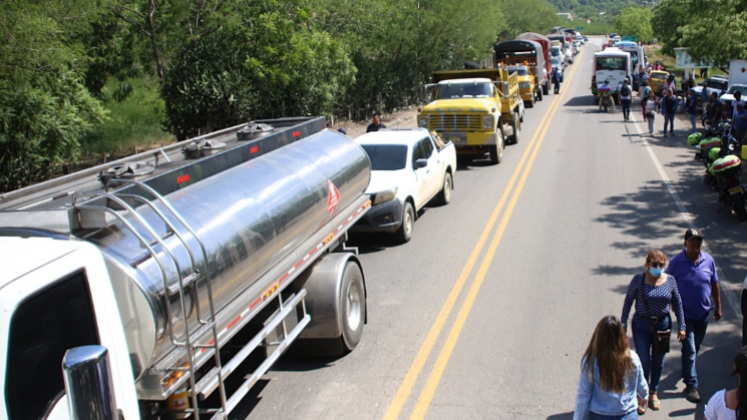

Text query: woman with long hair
(704, 346), (747, 420)
(574, 316), (648, 420)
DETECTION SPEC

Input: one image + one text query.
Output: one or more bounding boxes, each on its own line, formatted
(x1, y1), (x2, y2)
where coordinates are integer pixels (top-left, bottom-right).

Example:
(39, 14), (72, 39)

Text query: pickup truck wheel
(489, 135), (504, 164)
(340, 261), (365, 352)
(509, 112), (520, 144)
(395, 202), (414, 243)
(436, 172), (452, 205)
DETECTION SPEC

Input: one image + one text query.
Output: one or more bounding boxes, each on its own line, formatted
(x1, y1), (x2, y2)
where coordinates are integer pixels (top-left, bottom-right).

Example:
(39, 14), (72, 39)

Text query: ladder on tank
(75, 179), (228, 420)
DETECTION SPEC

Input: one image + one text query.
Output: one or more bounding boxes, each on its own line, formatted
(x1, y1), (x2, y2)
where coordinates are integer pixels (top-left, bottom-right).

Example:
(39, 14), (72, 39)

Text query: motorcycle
(698, 124), (747, 221)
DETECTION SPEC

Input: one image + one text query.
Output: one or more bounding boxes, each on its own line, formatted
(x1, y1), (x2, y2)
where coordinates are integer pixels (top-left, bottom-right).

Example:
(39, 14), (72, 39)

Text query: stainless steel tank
(87, 129), (370, 378)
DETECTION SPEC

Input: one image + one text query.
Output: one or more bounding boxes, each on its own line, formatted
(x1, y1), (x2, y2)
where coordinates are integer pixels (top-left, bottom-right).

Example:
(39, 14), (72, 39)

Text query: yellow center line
(407, 49), (585, 420)
(381, 53), (580, 420)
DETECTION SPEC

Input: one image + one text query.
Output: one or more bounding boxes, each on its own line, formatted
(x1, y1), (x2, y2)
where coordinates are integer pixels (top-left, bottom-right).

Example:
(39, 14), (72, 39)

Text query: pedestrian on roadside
(366, 112), (386, 133)
(662, 88), (678, 137)
(574, 316), (649, 420)
(621, 249), (687, 413)
(687, 89), (698, 133)
(552, 67), (561, 94)
(644, 90), (659, 136)
(702, 346), (747, 420)
(619, 79), (632, 121)
(701, 82), (710, 111)
(731, 90), (745, 121)
(641, 84), (653, 121)
(707, 92), (725, 131)
(700, 67), (708, 78)
(732, 103), (747, 147)
(663, 75), (677, 97)
(665, 228), (722, 404)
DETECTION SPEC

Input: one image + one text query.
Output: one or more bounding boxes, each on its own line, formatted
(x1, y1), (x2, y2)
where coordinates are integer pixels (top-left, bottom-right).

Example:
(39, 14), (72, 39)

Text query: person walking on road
(666, 228), (722, 404)
(552, 67), (561, 94)
(366, 112), (386, 133)
(619, 79), (632, 121)
(731, 90), (745, 122)
(662, 88), (678, 137)
(621, 250), (687, 413)
(702, 346), (747, 420)
(643, 90), (660, 136)
(687, 89), (698, 133)
(574, 316), (648, 420)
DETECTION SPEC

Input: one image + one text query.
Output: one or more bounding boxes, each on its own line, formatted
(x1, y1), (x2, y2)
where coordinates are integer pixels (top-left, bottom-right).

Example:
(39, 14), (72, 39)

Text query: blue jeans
(682, 312), (710, 389)
(663, 114), (675, 134)
(632, 314), (671, 392)
(621, 99), (631, 119)
(689, 113), (697, 132)
(589, 411), (638, 420)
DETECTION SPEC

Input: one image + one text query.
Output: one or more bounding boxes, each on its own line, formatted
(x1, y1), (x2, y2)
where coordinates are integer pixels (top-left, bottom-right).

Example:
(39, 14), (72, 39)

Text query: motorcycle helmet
(688, 132), (703, 146)
(708, 147), (722, 162)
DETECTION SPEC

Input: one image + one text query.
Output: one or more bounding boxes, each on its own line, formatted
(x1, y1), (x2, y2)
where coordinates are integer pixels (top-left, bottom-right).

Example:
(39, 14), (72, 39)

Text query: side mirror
(414, 158), (428, 169)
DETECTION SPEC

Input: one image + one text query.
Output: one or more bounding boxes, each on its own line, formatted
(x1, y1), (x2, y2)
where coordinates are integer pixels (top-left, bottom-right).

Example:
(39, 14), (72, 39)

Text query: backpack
(620, 85), (630, 96)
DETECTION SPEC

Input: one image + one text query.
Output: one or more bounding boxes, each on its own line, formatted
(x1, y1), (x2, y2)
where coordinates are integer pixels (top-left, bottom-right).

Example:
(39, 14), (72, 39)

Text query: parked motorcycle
(710, 152), (747, 221)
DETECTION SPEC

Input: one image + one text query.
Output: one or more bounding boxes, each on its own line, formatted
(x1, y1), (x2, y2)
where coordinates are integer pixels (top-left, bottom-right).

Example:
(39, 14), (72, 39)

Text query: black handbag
(639, 274), (671, 354)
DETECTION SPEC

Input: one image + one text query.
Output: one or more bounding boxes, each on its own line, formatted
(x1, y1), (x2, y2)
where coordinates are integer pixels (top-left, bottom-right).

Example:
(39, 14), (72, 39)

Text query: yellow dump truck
(418, 68), (523, 164)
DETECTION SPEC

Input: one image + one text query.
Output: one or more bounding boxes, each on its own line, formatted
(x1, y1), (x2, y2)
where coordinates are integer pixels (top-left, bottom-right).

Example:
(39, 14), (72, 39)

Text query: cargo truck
(0, 117), (373, 420)
(418, 68), (523, 164)
(515, 32), (552, 95)
(494, 39), (549, 106)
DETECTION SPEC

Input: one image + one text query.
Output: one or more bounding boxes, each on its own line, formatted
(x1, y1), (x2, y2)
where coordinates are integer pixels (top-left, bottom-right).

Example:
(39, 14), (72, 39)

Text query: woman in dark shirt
(621, 249), (687, 412)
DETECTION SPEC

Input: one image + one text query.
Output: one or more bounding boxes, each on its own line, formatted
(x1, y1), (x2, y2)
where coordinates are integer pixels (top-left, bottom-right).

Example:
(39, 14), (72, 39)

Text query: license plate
(448, 137), (462, 143)
(729, 186), (742, 195)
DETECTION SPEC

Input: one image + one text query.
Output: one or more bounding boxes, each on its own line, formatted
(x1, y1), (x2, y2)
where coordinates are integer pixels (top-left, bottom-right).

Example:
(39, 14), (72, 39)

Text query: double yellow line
(382, 50), (585, 420)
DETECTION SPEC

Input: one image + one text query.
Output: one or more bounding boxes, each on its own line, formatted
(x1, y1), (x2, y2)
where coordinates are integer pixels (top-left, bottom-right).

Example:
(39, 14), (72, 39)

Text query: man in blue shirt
(666, 228), (722, 404)
(733, 102), (747, 146)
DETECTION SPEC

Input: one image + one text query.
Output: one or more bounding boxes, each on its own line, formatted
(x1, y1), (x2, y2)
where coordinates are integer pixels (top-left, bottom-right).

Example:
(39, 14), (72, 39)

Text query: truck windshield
(361, 145), (408, 170)
(436, 82), (491, 99)
(596, 57), (626, 71)
(508, 68), (529, 76)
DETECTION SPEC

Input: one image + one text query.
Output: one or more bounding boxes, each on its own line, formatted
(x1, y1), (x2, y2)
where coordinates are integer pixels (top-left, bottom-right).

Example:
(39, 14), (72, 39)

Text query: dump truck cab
(418, 68), (522, 165)
(494, 39), (548, 107)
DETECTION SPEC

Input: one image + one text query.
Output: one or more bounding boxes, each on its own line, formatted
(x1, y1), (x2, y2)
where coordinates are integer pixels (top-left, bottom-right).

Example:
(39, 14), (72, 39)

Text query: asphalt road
(238, 38), (745, 420)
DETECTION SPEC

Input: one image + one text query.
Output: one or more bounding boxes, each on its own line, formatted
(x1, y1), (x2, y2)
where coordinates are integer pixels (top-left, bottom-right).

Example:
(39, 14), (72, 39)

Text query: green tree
(0, 1), (107, 192)
(498, 0), (563, 40)
(613, 6), (654, 42)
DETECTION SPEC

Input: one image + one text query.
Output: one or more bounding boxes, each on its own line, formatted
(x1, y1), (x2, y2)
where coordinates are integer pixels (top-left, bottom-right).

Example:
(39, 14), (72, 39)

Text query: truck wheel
(489, 134), (504, 164)
(526, 96), (535, 108)
(509, 112), (520, 144)
(542, 83), (549, 96)
(436, 172), (452, 205)
(395, 201), (414, 243)
(340, 261), (365, 352)
(537, 88), (543, 102)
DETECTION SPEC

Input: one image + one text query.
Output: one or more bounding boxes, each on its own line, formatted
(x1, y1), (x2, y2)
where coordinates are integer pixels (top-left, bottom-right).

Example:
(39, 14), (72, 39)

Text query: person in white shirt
(731, 90), (745, 121)
(703, 346), (747, 420)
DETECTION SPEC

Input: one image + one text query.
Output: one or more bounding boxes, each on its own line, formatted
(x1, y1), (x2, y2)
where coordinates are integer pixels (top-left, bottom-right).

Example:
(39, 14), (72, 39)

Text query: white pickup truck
(352, 128), (457, 243)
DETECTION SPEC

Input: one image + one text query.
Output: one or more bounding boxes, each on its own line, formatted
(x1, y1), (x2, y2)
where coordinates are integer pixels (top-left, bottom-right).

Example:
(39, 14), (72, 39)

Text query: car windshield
(551, 58), (560, 66)
(651, 72), (668, 80)
(436, 82), (491, 99)
(595, 57), (626, 71)
(710, 78), (729, 90)
(727, 85), (747, 95)
(361, 145), (408, 170)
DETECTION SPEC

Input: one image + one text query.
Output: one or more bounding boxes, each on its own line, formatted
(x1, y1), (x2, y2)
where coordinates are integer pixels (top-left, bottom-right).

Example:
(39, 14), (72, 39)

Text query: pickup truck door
(418, 137), (442, 202)
(411, 141), (430, 208)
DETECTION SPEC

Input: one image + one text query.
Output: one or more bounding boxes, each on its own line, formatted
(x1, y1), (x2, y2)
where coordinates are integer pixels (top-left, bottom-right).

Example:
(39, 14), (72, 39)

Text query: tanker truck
(0, 117), (374, 420)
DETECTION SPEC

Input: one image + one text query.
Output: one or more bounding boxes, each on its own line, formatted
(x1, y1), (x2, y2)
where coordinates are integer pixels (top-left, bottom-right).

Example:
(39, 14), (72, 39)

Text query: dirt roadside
(334, 107), (419, 139)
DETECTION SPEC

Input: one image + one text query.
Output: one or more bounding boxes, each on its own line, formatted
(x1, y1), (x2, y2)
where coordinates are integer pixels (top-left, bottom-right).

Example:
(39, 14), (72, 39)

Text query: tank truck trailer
(0, 117), (375, 420)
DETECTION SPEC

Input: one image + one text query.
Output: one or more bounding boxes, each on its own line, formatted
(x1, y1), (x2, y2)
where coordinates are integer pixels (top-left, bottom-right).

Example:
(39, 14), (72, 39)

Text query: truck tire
(542, 83), (549, 96)
(489, 133), (504, 164)
(526, 95), (535, 108)
(509, 112), (520, 144)
(537, 88), (543, 102)
(436, 172), (452, 205)
(340, 261), (365, 352)
(395, 201), (414, 243)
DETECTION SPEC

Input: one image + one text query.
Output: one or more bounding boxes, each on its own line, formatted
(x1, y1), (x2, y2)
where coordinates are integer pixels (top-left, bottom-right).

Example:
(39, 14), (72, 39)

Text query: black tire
(489, 133), (504, 164)
(542, 83), (549, 95)
(509, 112), (520, 144)
(560, 76), (564, 83)
(395, 201), (414, 243)
(340, 261), (365, 352)
(537, 88), (543, 102)
(436, 172), (452, 205)
(603, 104), (608, 113)
(734, 193), (747, 222)
(526, 96), (535, 108)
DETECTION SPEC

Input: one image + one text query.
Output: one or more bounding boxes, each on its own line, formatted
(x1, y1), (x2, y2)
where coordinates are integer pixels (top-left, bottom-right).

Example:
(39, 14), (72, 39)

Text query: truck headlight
(482, 115), (493, 129)
(373, 186), (398, 205)
(419, 116), (429, 127)
(519, 82), (531, 89)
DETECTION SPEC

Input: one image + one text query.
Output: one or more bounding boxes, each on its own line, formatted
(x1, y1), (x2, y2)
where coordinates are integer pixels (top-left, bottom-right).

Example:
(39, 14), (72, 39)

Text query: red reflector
(177, 174), (190, 184)
(250, 146), (259, 154)
(292, 130), (301, 138)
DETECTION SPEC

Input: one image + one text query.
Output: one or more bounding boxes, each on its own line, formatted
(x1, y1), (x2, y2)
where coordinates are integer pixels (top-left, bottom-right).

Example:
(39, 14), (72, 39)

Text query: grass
(81, 76), (175, 161)
(644, 47), (727, 83)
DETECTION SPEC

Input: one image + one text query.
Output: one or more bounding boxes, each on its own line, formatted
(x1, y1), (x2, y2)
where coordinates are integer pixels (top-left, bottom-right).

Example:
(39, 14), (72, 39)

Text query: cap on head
(337, 127), (347, 135)
(604, 79), (610, 84)
(685, 228), (704, 242)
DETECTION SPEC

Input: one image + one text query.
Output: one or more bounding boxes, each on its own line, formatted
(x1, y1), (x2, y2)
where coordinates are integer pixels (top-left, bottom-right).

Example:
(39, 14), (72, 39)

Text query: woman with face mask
(621, 249), (687, 413)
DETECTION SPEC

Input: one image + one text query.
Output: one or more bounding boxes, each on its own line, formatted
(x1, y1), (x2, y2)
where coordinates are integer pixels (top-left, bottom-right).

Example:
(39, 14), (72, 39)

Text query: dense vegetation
(0, 0), (566, 192)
